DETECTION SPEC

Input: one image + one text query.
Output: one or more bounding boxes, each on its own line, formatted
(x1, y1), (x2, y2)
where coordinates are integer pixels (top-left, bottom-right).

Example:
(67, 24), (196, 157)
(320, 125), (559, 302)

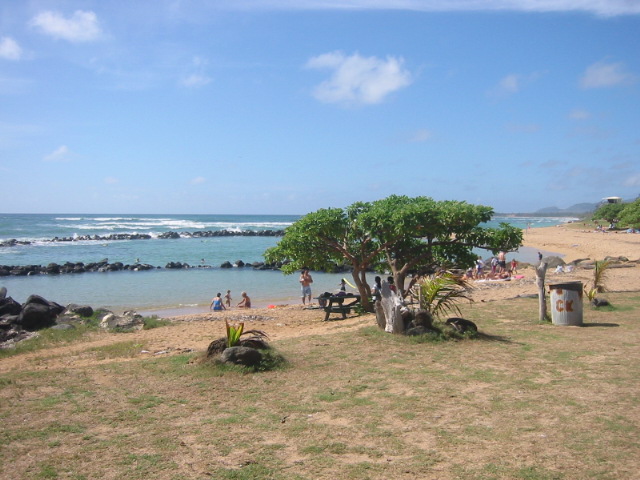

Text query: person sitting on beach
(224, 290), (232, 307)
(237, 291), (251, 308)
(210, 293), (226, 311)
(555, 265), (564, 274)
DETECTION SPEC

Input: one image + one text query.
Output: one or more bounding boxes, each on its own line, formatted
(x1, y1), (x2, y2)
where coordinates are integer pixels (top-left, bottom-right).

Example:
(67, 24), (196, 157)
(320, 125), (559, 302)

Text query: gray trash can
(549, 281), (583, 326)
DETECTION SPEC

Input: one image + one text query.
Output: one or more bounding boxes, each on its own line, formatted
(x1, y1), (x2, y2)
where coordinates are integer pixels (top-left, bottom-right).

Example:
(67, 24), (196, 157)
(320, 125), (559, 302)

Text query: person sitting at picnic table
(237, 291), (251, 308)
(210, 293), (226, 311)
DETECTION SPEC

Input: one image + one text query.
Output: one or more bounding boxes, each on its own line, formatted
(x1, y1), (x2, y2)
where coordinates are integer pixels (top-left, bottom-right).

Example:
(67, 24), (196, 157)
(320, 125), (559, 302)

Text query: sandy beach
(167, 222), (640, 326)
(1, 222), (638, 372)
(2, 222), (639, 480)
(131, 222), (639, 356)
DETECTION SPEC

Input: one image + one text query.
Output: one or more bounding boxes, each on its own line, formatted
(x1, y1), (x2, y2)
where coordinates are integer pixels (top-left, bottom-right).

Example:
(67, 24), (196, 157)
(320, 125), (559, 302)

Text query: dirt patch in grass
(1, 293), (640, 479)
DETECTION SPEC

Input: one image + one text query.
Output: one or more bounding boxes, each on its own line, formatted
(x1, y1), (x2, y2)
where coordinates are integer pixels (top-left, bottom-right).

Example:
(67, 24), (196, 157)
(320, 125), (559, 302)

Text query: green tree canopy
(618, 199), (640, 228)
(265, 196), (523, 311)
(592, 202), (626, 225)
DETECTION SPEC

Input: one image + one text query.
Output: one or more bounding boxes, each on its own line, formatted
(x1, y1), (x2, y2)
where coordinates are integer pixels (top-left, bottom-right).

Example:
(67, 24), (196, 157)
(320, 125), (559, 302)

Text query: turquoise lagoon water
(0, 213), (573, 315)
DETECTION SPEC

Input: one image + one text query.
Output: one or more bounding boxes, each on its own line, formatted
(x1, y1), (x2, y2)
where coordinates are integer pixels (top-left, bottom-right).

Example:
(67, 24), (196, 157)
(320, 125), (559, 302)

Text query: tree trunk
(351, 269), (372, 312)
(374, 300), (386, 329)
(536, 261), (548, 322)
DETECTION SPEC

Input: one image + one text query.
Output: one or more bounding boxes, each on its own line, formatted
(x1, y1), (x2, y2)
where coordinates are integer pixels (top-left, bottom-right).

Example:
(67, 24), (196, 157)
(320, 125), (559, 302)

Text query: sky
(1, 0), (639, 215)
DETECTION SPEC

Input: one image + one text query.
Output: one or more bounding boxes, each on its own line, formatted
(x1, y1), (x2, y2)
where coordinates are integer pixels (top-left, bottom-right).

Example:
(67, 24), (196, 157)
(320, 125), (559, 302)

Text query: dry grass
(1, 294), (639, 479)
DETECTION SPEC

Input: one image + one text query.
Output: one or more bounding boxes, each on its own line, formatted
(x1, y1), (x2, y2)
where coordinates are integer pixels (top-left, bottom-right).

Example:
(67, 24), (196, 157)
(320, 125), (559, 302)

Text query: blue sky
(1, 1), (639, 215)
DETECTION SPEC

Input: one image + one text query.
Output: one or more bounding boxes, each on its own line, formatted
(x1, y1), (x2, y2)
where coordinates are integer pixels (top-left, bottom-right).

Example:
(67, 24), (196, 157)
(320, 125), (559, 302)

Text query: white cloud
(306, 51), (412, 106)
(104, 177), (119, 185)
(0, 76), (33, 95)
(409, 129), (433, 142)
(580, 61), (636, 88)
(506, 123), (540, 133)
(499, 74), (521, 94)
(0, 37), (22, 60)
(488, 72), (542, 98)
(219, 1), (640, 17)
(569, 109), (591, 120)
(180, 56), (212, 88)
(43, 145), (71, 162)
(623, 173), (640, 187)
(181, 74), (211, 88)
(30, 10), (102, 43)
(190, 176), (206, 185)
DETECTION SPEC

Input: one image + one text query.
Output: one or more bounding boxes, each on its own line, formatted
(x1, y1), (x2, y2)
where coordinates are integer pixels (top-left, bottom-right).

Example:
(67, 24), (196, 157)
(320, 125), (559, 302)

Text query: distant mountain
(535, 203), (598, 214)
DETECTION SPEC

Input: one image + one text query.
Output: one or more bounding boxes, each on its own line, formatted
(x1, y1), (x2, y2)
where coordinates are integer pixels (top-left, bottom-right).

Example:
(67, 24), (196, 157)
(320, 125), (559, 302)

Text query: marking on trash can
(555, 299), (574, 312)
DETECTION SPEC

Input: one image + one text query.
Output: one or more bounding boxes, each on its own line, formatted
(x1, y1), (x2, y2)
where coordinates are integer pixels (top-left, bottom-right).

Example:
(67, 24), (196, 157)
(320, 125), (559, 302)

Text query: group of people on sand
(466, 251), (518, 280)
(210, 289), (251, 311)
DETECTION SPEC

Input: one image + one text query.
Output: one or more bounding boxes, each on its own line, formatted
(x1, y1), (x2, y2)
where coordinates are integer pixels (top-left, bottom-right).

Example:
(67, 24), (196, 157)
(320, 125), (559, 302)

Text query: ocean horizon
(0, 213), (575, 316)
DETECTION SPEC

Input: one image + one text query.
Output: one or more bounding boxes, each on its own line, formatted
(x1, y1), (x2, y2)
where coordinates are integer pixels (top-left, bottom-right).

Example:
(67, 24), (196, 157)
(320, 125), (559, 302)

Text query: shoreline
(164, 222), (640, 320)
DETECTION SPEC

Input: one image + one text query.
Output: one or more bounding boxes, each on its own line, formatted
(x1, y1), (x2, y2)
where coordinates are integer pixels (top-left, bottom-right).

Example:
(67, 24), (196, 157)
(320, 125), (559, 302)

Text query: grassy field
(1, 293), (639, 479)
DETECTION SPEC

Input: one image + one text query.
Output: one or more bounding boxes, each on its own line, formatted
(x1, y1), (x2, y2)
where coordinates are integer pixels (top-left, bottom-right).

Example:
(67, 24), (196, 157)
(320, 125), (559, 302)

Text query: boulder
(66, 304), (94, 318)
(99, 312), (144, 331)
(220, 346), (263, 366)
(220, 261), (233, 269)
(542, 256), (565, 269)
(18, 302), (58, 330)
(0, 286), (6, 299)
(445, 317), (478, 334)
(0, 297), (22, 317)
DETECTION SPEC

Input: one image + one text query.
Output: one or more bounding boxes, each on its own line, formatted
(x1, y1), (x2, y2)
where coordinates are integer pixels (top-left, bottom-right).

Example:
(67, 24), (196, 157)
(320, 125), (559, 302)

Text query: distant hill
(535, 203), (598, 215)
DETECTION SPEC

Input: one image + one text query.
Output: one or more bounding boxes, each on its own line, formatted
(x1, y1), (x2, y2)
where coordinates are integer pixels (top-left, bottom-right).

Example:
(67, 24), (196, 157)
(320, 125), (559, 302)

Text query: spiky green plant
(592, 259), (611, 293)
(225, 321), (245, 348)
(413, 271), (473, 319)
(584, 287), (598, 302)
(220, 321), (270, 351)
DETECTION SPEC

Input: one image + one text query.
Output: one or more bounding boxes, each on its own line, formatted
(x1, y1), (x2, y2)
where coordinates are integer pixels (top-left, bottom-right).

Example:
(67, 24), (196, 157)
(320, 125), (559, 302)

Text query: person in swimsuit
(237, 291), (251, 308)
(299, 268), (313, 305)
(210, 293), (226, 311)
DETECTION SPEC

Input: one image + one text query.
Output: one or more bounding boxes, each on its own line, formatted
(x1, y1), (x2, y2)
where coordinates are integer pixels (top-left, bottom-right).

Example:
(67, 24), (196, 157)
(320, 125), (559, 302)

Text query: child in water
(224, 290), (232, 307)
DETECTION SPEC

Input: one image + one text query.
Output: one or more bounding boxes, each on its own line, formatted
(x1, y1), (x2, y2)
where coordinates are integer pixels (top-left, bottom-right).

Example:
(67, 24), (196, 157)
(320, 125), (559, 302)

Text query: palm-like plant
(584, 259), (612, 306)
(592, 259), (611, 293)
(413, 271), (473, 319)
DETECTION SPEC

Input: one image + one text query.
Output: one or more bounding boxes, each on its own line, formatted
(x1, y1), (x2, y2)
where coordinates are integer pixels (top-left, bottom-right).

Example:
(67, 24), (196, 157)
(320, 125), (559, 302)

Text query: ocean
(0, 213), (574, 316)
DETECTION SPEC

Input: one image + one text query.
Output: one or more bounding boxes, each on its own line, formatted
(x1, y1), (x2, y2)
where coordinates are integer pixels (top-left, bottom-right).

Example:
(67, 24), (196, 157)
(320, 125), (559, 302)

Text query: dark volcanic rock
(66, 304), (94, 318)
(220, 346), (263, 366)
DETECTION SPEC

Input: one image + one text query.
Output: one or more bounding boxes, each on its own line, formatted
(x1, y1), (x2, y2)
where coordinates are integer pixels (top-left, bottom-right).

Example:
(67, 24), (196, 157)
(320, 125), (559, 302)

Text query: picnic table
(316, 294), (361, 321)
